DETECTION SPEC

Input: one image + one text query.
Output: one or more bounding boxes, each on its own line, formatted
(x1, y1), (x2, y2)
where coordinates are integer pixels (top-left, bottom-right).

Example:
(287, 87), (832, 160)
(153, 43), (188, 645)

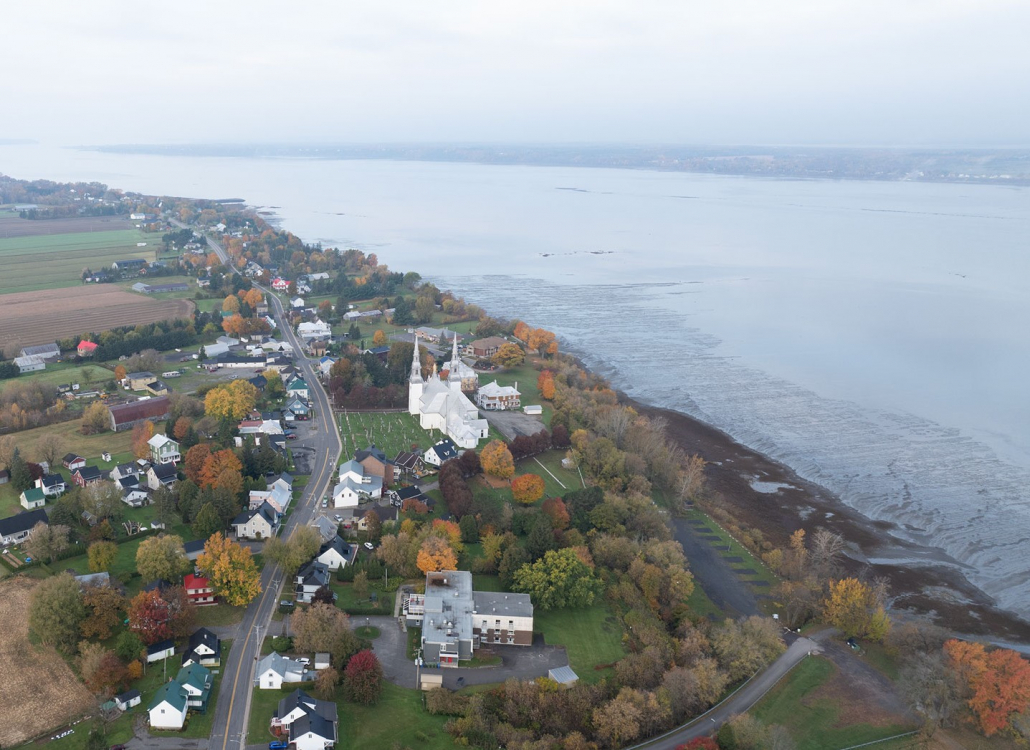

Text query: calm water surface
(2, 144), (1028, 615)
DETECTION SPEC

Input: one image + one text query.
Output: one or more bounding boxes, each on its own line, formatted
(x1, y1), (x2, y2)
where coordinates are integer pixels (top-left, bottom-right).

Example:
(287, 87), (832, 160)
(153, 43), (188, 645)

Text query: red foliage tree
(676, 739), (718, 750)
(551, 424), (571, 448)
(542, 497), (571, 531)
(344, 649), (384, 705)
(945, 639), (1030, 736)
(127, 589), (172, 645)
(184, 444), (211, 484)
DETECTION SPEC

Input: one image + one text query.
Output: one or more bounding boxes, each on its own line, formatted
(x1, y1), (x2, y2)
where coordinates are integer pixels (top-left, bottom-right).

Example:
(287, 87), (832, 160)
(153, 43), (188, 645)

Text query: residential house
(36, 473), (66, 497)
(268, 472), (294, 494)
(395, 484), (430, 509)
(311, 516), (338, 543)
(183, 539), (206, 562)
(125, 371), (157, 390)
(356, 505), (397, 531)
(20, 487), (46, 510)
(315, 535), (352, 571)
(146, 638), (176, 663)
(285, 399), (309, 421)
(286, 378), (310, 400)
(248, 484), (291, 515)
(274, 689), (338, 734)
(296, 321), (331, 341)
(184, 574), (217, 607)
(181, 628), (221, 666)
(147, 462), (178, 491)
(318, 356), (337, 377)
(146, 379), (170, 396)
(110, 463), (141, 482)
(0, 508), (49, 545)
(475, 381), (521, 411)
(290, 712), (338, 750)
(148, 681), (189, 730)
(248, 374), (267, 392)
(63, 454), (87, 471)
(271, 277), (290, 292)
(232, 501), (278, 540)
(72, 465), (103, 487)
(332, 460), (383, 508)
(115, 689), (142, 711)
(290, 296), (305, 310)
(355, 445), (395, 488)
(20, 342), (60, 361)
(423, 438), (459, 467)
(121, 485), (150, 507)
(469, 336), (507, 358)
(255, 652), (310, 690)
(112, 258), (147, 274)
(294, 560), (330, 603)
(77, 340), (99, 357)
(393, 451), (425, 476)
(307, 339), (328, 358)
(148, 434), (181, 464)
(108, 396), (171, 431)
(175, 663), (213, 713)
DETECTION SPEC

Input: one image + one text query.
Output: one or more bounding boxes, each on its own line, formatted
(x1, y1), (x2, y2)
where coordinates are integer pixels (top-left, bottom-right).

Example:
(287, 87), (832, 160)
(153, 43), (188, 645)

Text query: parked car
(364, 542), (374, 550)
(269, 742), (289, 750)
(296, 657), (310, 665)
(321, 498), (328, 507)
(333, 514), (343, 522)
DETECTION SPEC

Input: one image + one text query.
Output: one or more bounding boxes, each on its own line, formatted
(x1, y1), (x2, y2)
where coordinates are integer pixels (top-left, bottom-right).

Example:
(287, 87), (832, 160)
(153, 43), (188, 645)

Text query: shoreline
(619, 392), (1030, 644)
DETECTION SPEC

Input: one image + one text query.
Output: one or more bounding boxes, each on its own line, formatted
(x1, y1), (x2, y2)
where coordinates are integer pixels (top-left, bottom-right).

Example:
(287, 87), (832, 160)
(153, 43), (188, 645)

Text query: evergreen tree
(10, 448), (32, 492)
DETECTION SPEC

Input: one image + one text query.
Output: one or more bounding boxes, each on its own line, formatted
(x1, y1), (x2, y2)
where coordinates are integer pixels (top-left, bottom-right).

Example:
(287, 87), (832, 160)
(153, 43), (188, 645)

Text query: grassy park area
(535, 601), (627, 684)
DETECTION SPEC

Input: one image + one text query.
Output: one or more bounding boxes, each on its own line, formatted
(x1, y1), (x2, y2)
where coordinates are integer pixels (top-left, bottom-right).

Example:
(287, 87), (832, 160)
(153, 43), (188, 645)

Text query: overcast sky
(2, 0), (1027, 146)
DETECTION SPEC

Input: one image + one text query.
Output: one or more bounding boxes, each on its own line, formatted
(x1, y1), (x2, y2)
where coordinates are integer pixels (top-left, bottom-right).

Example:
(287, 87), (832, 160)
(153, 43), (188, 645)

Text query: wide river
(3, 144), (1029, 618)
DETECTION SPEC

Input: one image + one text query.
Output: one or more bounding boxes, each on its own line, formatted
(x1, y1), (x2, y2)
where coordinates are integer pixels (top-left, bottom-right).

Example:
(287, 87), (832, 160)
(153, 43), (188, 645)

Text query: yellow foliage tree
(196, 532), (262, 607)
(244, 288), (264, 308)
(823, 578), (889, 640)
(114, 364), (127, 381)
(205, 380), (258, 421)
(416, 535), (458, 575)
(373, 329), (387, 347)
(480, 440), (515, 479)
(222, 295), (241, 313)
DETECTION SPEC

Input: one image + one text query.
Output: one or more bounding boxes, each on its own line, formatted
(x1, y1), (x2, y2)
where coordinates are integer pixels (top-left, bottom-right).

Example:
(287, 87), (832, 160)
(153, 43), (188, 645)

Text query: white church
(408, 336), (489, 450)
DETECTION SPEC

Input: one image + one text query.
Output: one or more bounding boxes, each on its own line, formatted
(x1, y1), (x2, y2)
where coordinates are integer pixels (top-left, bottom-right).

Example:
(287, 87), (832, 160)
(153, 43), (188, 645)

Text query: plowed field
(0, 577), (93, 746)
(0, 286), (193, 349)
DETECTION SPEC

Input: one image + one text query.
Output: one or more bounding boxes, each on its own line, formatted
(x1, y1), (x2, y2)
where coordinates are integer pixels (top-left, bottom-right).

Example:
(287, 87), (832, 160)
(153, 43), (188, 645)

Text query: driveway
(353, 615), (569, 690)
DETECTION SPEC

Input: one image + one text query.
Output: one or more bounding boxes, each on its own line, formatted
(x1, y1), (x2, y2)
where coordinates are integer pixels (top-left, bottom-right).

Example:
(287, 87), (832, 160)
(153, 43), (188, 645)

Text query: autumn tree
(511, 474), (545, 504)
(196, 532), (262, 606)
(513, 321), (530, 342)
(244, 288), (264, 308)
(87, 540), (118, 573)
(712, 617), (785, 682)
(173, 416), (194, 441)
(343, 649), (383, 705)
(315, 666), (339, 700)
(512, 548), (602, 610)
(527, 327), (556, 355)
(372, 329), (387, 347)
(491, 342), (525, 368)
(537, 370), (556, 400)
(204, 380), (258, 422)
(945, 639), (1030, 736)
(823, 578), (890, 641)
(81, 483), (122, 522)
(199, 448), (243, 489)
(28, 573), (86, 652)
(81, 401), (110, 434)
(417, 535), (458, 574)
(113, 364), (127, 382)
(265, 526), (322, 578)
(131, 421), (155, 460)
(184, 444), (212, 484)
(80, 584), (125, 640)
(222, 294), (241, 313)
(24, 521), (70, 563)
(136, 534), (191, 583)
(127, 589), (172, 645)
(36, 433), (65, 470)
(480, 440), (515, 479)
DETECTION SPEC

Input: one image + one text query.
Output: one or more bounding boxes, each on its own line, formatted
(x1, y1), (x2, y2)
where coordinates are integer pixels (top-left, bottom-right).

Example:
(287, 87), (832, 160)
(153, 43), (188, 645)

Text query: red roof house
(77, 340), (99, 357)
(184, 574), (217, 606)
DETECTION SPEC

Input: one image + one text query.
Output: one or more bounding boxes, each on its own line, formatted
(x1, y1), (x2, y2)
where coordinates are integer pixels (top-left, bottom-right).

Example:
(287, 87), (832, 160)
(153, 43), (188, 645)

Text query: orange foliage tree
(244, 288), (264, 308)
(480, 440), (515, 479)
(945, 639), (1030, 736)
(537, 370), (556, 400)
(114, 364), (127, 381)
(173, 416), (193, 441)
(199, 449), (243, 489)
(184, 444), (211, 484)
(542, 496), (570, 529)
(196, 532), (262, 607)
(513, 321), (531, 342)
(431, 519), (463, 552)
(511, 474), (545, 505)
(222, 295), (241, 313)
(527, 328), (556, 355)
(131, 421), (154, 460)
(416, 536), (458, 574)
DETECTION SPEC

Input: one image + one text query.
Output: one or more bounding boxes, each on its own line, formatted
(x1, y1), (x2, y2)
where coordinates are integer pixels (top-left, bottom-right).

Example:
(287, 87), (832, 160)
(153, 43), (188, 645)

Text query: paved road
(630, 635), (823, 749)
(196, 231), (343, 750)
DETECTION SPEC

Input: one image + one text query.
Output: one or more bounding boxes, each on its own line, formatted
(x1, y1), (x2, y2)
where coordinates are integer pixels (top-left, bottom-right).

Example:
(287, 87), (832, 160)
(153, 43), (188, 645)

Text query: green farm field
(0, 228), (155, 294)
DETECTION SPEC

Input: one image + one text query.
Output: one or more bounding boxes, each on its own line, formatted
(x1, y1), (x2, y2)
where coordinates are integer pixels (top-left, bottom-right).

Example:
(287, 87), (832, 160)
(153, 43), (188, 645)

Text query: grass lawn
(531, 449), (585, 491)
(337, 410), (432, 460)
(535, 601), (626, 684)
(194, 603), (246, 628)
(752, 656), (914, 750)
(336, 681), (452, 750)
(686, 582), (725, 620)
(6, 362), (114, 391)
(0, 482), (20, 518)
(247, 683), (287, 743)
(0, 419), (135, 477)
(330, 580), (391, 616)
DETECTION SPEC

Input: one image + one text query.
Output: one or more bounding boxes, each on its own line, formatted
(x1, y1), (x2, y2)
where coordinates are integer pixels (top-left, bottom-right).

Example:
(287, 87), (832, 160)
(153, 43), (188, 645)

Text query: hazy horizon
(2, 1), (1028, 147)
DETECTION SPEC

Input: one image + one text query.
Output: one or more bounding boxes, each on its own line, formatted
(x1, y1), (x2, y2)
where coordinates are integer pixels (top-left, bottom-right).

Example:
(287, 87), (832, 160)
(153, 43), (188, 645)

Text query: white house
(475, 381), (521, 411)
(148, 682), (188, 730)
(294, 561), (330, 604)
(14, 355), (46, 373)
(232, 502), (279, 540)
(275, 689), (338, 734)
(248, 484), (291, 515)
(20, 487), (46, 510)
(296, 321), (331, 341)
(181, 628), (221, 667)
(318, 356), (337, 377)
(36, 473), (66, 497)
(146, 639), (176, 664)
(286, 378), (310, 400)
(115, 689), (142, 711)
(290, 714), (338, 750)
(423, 438), (459, 467)
(255, 652), (310, 690)
(332, 460), (383, 508)
(315, 535), (352, 571)
(0, 508), (48, 545)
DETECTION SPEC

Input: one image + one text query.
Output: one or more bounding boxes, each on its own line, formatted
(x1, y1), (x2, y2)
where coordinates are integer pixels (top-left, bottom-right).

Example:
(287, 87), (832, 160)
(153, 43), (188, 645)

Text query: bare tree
(0, 434), (15, 470)
(898, 651), (961, 734)
(594, 405), (633, 448)
(678, 454), (707, 503)
(24, 522), (71, 563)
(36, 434), (65, 471)
(809, 528), (845, 581)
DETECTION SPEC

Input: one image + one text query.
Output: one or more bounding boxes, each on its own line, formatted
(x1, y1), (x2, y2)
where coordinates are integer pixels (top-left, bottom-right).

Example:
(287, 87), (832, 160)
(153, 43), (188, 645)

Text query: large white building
(408, 336), (488, 450)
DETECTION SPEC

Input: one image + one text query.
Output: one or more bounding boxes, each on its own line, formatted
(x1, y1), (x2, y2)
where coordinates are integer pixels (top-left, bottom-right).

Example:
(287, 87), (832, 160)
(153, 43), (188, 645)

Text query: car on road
(321, 497), (328, 507)
(287, 433), (298, 440)
(334, 514), (343, 522)
(269, 742), (288, 750)
(364, 542), (375, 550)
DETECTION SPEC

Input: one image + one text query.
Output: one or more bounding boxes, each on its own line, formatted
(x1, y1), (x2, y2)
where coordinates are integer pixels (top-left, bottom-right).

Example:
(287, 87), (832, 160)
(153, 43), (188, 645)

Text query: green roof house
(19, 486), (46, 510)
(148, 681), (189, 730)
(175, 663), (213, 713)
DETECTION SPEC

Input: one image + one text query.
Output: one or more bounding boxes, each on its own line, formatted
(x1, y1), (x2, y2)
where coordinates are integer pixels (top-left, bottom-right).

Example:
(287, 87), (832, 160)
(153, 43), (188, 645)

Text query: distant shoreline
(84, 143), (1030, 186)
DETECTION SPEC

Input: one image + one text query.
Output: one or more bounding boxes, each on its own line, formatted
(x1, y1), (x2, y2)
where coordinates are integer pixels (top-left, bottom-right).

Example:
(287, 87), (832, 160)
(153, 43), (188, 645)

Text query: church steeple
(409, 338), (423, 383)
(448, 333), (460, 383)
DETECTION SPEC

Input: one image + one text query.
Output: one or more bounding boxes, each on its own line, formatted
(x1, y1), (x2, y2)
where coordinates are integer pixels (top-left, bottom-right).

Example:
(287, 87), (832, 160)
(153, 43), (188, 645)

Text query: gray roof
(20, 342), (60, 358)
(277, 689), (338, 724)
(0, 508), (49, 538)
(296, 560), (330, 588)
(233, 501), (277, 528)
(318, 535), (352, 561)
(548, 666), (579, 684)
(422, 571), (475, 649)
(290, 712), (336, 743)
(473, 591), (534, 618)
